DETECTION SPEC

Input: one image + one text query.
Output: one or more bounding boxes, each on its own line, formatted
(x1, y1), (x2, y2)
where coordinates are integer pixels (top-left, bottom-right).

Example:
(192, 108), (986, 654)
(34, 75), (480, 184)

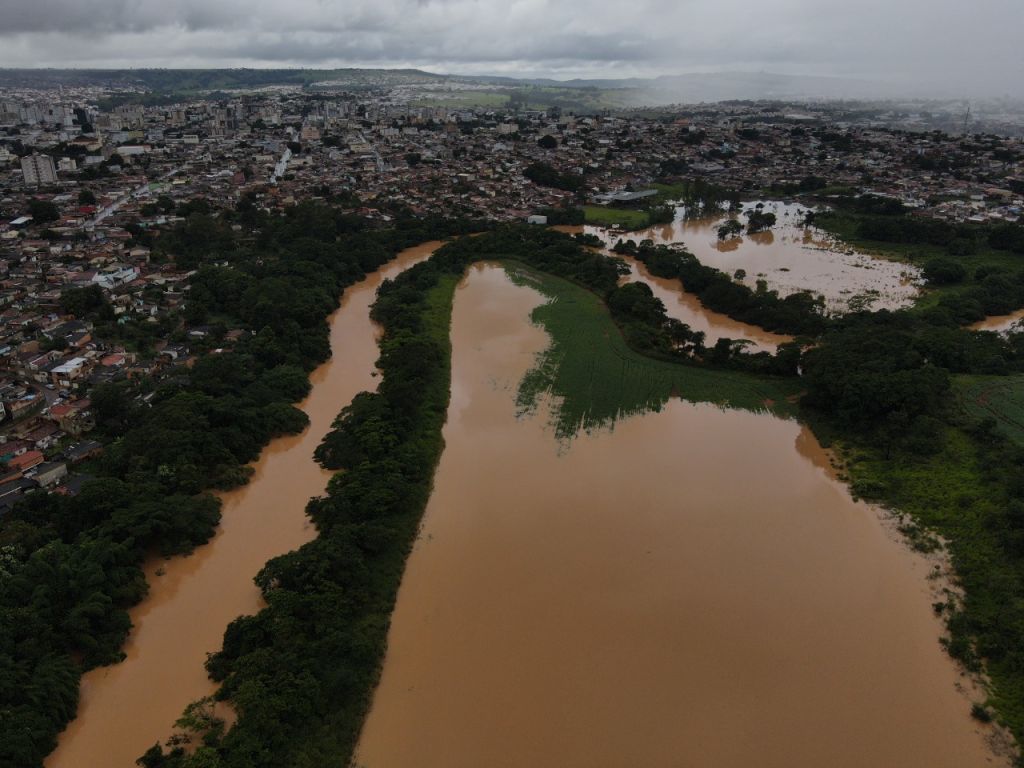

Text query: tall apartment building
(21, 154), (58, 186)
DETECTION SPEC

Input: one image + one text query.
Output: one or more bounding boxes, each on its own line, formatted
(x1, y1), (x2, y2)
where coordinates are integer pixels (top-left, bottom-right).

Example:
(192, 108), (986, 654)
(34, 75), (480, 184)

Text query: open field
(954, 374), (1024, 446)
(502, 262), (801, 438)
(582, 205), (651, 229)
(410, 91), (511, 108)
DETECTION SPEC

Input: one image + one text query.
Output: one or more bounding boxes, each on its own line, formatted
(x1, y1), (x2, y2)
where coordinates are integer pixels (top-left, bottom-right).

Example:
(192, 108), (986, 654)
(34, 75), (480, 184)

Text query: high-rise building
(21, 154), (58, 186)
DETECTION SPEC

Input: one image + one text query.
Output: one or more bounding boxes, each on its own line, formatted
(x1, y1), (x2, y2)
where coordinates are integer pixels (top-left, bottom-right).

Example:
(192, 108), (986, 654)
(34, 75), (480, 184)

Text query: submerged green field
(503, 262), (801, 438)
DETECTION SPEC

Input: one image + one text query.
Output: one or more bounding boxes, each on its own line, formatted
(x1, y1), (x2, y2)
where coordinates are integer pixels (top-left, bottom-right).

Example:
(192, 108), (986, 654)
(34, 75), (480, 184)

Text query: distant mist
(0, 0), (1020, 99)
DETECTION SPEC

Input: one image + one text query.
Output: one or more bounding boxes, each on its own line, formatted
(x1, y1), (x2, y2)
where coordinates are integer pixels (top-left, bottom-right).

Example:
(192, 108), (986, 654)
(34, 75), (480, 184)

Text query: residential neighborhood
(0, 80), (1021, 514)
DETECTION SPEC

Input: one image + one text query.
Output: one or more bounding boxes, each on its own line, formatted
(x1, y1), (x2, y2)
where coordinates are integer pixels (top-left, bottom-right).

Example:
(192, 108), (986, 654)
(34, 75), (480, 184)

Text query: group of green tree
(523, 162), (586, 193)
(0, 201), (481, 768)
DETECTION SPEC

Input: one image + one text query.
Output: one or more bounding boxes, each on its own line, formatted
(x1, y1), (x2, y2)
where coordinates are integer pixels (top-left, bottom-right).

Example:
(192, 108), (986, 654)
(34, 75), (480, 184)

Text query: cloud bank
(1, 0), (1021, 95)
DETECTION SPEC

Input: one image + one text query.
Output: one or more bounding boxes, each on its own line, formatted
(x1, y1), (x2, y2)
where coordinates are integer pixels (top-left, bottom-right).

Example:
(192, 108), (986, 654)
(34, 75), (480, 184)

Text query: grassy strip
(583, 204), (651, 229)
(828, 420), (1024, 748)
(505, 262), (800, 438)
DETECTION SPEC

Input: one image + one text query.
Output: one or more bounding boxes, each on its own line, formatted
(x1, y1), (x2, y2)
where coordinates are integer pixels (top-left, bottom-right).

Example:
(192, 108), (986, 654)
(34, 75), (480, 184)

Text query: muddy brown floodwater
(555, 224), (790, 352)
(355, 263), (1000, 768)
(586, 201), (922, 313)
(619, 253), (792, 352)
(46, 241), (442, 768)
(970, 308), (1024, 335)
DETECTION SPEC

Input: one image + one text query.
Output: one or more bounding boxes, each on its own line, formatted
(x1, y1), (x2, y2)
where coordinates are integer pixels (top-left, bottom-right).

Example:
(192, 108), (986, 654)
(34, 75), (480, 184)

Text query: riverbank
(44, 241), (445, 768)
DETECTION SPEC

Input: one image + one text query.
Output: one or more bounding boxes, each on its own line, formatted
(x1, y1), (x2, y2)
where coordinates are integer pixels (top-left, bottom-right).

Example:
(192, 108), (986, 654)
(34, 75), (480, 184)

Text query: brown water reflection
(46, 242), (442, 768)
(586, 201), (923, 313)
(970, 308), (1024, 335)
(355, 263), (998, 768)
(555, 225), (789, 352)
(620, 254), (791, 352)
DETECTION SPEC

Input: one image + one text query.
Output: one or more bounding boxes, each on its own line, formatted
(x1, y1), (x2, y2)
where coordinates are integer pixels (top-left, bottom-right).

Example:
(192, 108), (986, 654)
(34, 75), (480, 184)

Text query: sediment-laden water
(586, 201), (922, 312)
(970, 308), (1024, 335)
(554, 224), (791, 352)
(46, 242), (442, 768)
(355, 263), (997, 768)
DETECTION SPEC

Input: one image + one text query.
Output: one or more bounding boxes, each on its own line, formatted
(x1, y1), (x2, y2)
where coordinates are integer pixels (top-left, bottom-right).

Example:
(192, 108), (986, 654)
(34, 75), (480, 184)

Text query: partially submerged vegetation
(140, 224), (802, 767)
(508, 264), (799, 437)
(145, 219), (1024, 765)
(16, 201), (1024, 766)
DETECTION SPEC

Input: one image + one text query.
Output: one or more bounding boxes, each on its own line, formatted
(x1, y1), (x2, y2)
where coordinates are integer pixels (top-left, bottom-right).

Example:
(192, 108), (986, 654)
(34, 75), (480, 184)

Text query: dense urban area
(3, 70), (1024, 768)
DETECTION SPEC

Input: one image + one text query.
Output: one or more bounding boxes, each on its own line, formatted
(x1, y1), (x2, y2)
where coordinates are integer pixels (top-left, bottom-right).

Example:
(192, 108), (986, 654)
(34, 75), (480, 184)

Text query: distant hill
(0, 68), (445, 91)
(0, 67), (912, 104)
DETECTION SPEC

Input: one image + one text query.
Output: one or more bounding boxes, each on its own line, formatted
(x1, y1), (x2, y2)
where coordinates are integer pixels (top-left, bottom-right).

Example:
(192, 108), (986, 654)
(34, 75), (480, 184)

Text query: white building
(21, 154), (58, 186)
(91, 264), (140, 290)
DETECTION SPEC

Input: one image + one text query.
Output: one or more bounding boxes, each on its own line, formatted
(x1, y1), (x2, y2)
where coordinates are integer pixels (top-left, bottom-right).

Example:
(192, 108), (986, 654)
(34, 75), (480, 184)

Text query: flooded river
(355, 263), (998, 768)
(46, 241), (442, 768)
(586, 201), (922, 313)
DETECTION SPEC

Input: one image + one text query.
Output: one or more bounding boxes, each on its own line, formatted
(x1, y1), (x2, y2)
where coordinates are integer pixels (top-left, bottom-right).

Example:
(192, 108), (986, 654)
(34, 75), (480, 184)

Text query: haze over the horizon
(1, 0), (1021, 97)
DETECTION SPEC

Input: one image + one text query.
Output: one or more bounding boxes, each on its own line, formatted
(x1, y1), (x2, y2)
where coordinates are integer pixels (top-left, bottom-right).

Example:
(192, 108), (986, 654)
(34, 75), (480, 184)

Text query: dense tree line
(823, 197), (1024, 258)
(0, 202), (482, 768)
(523, 162), (586, 193)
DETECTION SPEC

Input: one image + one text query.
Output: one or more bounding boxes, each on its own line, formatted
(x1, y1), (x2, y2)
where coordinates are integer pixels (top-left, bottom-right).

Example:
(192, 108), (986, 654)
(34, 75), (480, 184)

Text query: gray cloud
(0, 0), (1021, 95)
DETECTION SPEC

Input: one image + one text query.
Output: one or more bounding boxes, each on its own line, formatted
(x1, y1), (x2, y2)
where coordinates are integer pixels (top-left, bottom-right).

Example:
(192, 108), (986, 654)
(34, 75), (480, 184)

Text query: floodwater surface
(46, 241), (442, 768)
(355, 263), (999, 768)
(620, 253), (791, 352)
(587, 201), (922, 312)
(554, 224), (790, 352)
(970, 308), (1024, 335)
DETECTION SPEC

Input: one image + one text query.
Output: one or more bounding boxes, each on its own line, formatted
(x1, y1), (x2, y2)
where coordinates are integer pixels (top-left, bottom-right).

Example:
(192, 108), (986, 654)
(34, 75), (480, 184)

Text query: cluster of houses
(0, 82), (1021, 513)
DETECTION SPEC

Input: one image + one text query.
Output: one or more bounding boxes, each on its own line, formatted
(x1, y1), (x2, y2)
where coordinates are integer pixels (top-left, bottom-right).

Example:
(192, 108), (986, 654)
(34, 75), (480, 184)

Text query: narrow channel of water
(970, 308), (1024, 335)
(619, 253), (791, 352)
(554, 225), (790, 352)
(355, 263), (999, 768)
(46, 241), (442, 768)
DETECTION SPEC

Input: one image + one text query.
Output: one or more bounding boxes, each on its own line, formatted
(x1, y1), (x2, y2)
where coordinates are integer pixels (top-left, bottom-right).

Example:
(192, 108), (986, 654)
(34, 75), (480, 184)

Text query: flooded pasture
(586, 201), (922, 313)
(555, 224), (790, 352)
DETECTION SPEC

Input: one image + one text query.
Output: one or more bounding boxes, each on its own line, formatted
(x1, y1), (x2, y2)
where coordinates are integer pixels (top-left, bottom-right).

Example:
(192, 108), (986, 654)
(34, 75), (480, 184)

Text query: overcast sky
(1, 0), (1021, 94)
